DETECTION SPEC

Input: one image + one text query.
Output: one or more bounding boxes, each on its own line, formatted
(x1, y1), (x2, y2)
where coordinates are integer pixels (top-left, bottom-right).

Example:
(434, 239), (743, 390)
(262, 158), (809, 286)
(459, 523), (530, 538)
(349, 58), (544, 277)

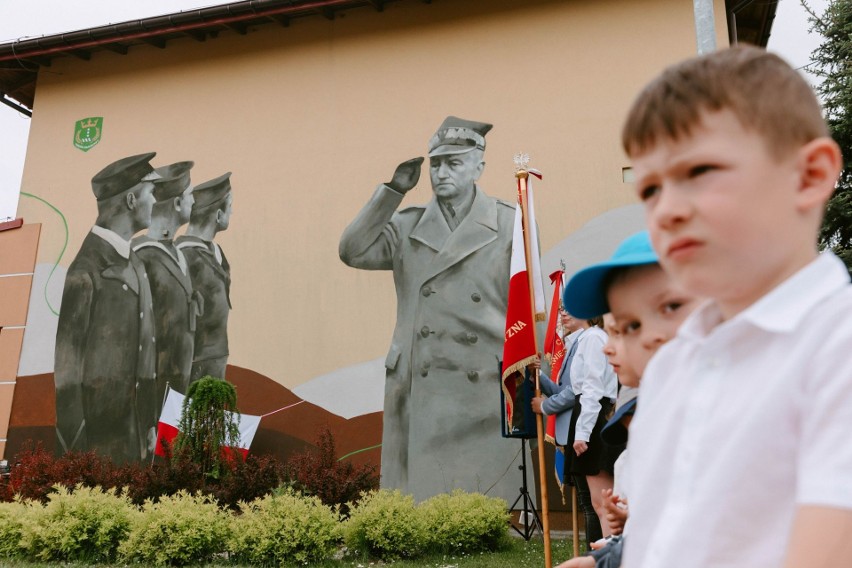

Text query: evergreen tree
(805, 0), (852, 269)
(175, 376), (242, 479)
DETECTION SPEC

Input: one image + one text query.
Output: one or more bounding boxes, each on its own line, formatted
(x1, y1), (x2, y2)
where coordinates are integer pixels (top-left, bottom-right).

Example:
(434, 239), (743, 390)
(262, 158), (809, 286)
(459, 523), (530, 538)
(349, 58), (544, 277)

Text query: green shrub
(119, 490), (230, 566)
(229, 488), (341, 565)
(343, 489), (427, 560)
(19, 485), (136, 563)
(420, 490), (510, 554)
(0, 500), (31, 559)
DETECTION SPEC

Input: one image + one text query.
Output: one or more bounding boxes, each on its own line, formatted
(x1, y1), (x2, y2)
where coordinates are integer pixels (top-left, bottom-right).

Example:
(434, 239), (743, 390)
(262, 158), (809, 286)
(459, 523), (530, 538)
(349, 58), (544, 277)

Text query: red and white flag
(155, 388), (261, 458)
(543, 269), (566, 444)
(501, 171), (545, 429)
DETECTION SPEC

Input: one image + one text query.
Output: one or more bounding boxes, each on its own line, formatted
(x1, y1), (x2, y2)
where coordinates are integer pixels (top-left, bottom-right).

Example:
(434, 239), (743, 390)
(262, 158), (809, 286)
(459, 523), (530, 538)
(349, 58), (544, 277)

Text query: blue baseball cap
(562, 230), (658, 319)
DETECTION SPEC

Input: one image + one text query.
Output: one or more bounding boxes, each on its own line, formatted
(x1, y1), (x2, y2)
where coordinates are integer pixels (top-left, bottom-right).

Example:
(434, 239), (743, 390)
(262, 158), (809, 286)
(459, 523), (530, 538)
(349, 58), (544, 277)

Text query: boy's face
(631, 110), (819, 319)
(603, 313), (640, 388)
(560, 310), (583, 334)
(607, 264), (701, 380)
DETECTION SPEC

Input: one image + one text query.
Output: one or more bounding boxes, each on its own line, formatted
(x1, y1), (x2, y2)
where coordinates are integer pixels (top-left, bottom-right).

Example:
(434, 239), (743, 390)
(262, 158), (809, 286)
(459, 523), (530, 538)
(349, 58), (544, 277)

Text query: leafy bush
(208, 453), (284, 508)
(128, 446), (283, 510)
(125, 446), (204, 505)
(1, 441), (283, 511)
(0, 500), (31, 559)
(229, 488), (341, 565)
(284, 428), (378, 516)
(0, 443), (135, 503)
(119, 490), (230, 566)
(343, 489), (427, 560)
(19, 485), (136, 563)
(420, 490), (510, 554)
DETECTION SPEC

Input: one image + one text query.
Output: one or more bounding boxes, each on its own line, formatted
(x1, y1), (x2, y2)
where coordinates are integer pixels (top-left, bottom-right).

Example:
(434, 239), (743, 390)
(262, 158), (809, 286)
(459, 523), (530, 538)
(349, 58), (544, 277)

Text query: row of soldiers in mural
(54, 152), (233, 463)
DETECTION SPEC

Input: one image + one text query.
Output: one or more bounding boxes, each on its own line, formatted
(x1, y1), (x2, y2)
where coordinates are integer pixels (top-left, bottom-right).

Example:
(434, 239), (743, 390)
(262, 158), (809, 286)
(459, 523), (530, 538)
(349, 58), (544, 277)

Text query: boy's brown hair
(622, 45), (828, 158)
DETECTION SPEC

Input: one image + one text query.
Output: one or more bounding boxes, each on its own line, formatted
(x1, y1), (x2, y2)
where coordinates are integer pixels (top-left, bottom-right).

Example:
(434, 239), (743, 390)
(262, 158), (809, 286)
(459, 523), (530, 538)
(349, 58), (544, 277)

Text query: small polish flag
(155, 388), (261, 458)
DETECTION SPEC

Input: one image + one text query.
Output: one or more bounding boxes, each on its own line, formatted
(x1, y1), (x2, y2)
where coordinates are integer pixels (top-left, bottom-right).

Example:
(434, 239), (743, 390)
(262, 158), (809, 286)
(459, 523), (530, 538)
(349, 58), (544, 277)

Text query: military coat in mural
(175, 236), (231, 380)
(339, 184), (519, 502)
(133, 237), (202, 405)
(54, 231), (157, 463)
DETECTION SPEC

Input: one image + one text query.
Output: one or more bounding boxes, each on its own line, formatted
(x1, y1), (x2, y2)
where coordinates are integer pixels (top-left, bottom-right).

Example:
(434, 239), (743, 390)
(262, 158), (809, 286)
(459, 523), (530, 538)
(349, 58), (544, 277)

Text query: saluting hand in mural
(339, 116), (521, 503)
(385, 157), (425, 194)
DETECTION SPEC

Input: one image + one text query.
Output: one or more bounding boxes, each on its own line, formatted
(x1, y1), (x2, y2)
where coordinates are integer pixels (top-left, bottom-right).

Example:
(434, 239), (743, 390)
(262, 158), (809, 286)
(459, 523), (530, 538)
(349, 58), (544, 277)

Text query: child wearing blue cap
(620, 46), (849, 568)
(557, 230), (701, 568)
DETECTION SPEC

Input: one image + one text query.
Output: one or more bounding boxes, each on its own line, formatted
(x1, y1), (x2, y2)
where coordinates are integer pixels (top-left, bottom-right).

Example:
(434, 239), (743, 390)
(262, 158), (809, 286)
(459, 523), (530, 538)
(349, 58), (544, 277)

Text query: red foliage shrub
(284, 428), (378, 516)
(209, 454), (284, 508)
(0, 441), (285, 509)
(126, 446), (204, 505)
(0, 442), (137, 503)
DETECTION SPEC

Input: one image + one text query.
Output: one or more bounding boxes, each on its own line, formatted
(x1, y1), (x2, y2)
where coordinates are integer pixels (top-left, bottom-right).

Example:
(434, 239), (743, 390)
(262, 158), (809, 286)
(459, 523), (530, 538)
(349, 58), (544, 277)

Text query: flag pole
(516, 166), (552, 568)
(572, 484), (580, 557)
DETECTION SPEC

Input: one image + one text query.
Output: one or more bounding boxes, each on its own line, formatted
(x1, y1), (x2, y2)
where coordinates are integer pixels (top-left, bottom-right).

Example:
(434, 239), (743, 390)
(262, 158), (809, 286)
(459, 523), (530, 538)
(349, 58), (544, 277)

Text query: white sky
(0, 0), (834, 220)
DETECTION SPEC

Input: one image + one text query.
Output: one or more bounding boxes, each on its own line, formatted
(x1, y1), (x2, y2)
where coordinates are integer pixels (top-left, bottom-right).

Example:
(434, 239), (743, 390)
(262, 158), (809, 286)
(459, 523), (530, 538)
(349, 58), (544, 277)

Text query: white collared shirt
(624, 252), (852, 568)
(91, 225), (130, 259)
(569, 326), (617, 442)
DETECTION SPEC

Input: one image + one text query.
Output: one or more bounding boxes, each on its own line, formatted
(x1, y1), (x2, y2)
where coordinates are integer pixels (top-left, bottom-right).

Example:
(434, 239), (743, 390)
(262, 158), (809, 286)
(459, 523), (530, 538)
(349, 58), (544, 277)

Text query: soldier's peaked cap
(91, 152), (159, 201)
(153, 161), (194, 202)
(428, 116), (492, 158)
(193, 172), (232, 210)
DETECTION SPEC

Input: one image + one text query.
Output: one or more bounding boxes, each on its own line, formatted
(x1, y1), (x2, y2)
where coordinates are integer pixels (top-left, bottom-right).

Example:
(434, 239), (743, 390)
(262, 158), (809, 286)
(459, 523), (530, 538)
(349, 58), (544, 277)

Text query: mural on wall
(339, 116), (522, 503)
(16, 122), (642, 504)
(9, 151), (642, 504)
(53, 153), (234, 463)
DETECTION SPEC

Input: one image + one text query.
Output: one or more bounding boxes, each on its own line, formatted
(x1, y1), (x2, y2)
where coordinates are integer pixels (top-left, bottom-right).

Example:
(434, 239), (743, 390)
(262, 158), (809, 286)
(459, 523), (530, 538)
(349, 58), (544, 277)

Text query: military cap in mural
(427, 116), (493, 157)
(192, 172), (232, 209)
(90, 152), (159, 201)
(152, 161), (194, 202)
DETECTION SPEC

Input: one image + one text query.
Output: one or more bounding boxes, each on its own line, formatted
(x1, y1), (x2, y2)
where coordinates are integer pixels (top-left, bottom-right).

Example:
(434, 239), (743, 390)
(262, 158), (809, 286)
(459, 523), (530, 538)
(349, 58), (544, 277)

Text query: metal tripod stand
(508, 437), (543, 540)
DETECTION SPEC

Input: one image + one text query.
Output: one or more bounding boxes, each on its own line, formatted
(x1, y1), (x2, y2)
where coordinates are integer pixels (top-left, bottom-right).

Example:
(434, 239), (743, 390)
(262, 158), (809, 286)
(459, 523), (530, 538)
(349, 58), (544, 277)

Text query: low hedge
(344, 489), (510, 561)
(20, 485), (135, 564)
(0, 485), (510, 565)
(229, 488), (342, 565)
(119, 490), (231, 566)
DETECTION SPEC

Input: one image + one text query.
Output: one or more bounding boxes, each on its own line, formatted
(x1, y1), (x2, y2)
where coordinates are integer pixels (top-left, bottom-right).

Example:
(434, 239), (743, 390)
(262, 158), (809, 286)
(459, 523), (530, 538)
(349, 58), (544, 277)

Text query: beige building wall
(16, 0), (729, 390)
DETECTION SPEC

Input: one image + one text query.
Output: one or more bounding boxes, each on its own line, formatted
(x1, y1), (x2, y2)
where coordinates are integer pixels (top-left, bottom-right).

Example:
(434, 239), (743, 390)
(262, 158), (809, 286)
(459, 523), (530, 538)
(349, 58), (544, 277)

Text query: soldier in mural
(132, 161), (203, 411)
(54, 152), (160, 463)
(339, 116), (519, 502)
(176, 173), (233, 382)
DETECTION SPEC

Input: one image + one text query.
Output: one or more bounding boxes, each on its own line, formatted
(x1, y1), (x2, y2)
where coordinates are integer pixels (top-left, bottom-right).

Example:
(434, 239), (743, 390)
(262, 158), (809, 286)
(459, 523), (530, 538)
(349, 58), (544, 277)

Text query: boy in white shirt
(620, 45), (851, 567)
(557, 230), (701, 568)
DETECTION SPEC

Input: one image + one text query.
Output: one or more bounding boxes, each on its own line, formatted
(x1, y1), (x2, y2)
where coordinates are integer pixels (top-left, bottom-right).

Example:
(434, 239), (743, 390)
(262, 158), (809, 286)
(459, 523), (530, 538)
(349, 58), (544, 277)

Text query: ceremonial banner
(543, 270), (566, 445)
(155, 388), (261, 458)
(501, 171), (545, 430)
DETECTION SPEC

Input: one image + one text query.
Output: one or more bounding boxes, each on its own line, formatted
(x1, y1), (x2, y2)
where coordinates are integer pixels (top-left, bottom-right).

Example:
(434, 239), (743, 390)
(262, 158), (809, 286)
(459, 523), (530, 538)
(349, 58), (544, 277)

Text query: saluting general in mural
(176, 173), (233, 383)
(54, 152), (160, 463)
(339, 116), (520, 502)
(132, 161), (203, 410)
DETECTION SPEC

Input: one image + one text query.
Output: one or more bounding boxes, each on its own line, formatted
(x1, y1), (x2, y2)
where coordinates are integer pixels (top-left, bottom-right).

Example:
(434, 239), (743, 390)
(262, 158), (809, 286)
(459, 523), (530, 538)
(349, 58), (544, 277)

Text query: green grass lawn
(0, 536), (584, 567)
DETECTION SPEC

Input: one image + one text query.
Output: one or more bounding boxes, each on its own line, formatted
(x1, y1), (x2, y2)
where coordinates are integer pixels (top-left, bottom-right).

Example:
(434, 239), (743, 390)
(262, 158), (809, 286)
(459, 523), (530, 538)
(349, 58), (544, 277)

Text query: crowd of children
(537, 45), (852, 567)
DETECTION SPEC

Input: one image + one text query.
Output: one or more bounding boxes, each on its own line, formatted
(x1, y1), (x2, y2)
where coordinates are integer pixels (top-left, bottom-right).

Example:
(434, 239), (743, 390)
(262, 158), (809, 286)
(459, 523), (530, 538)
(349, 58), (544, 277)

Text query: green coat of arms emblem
(74, 117), (103, 151)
